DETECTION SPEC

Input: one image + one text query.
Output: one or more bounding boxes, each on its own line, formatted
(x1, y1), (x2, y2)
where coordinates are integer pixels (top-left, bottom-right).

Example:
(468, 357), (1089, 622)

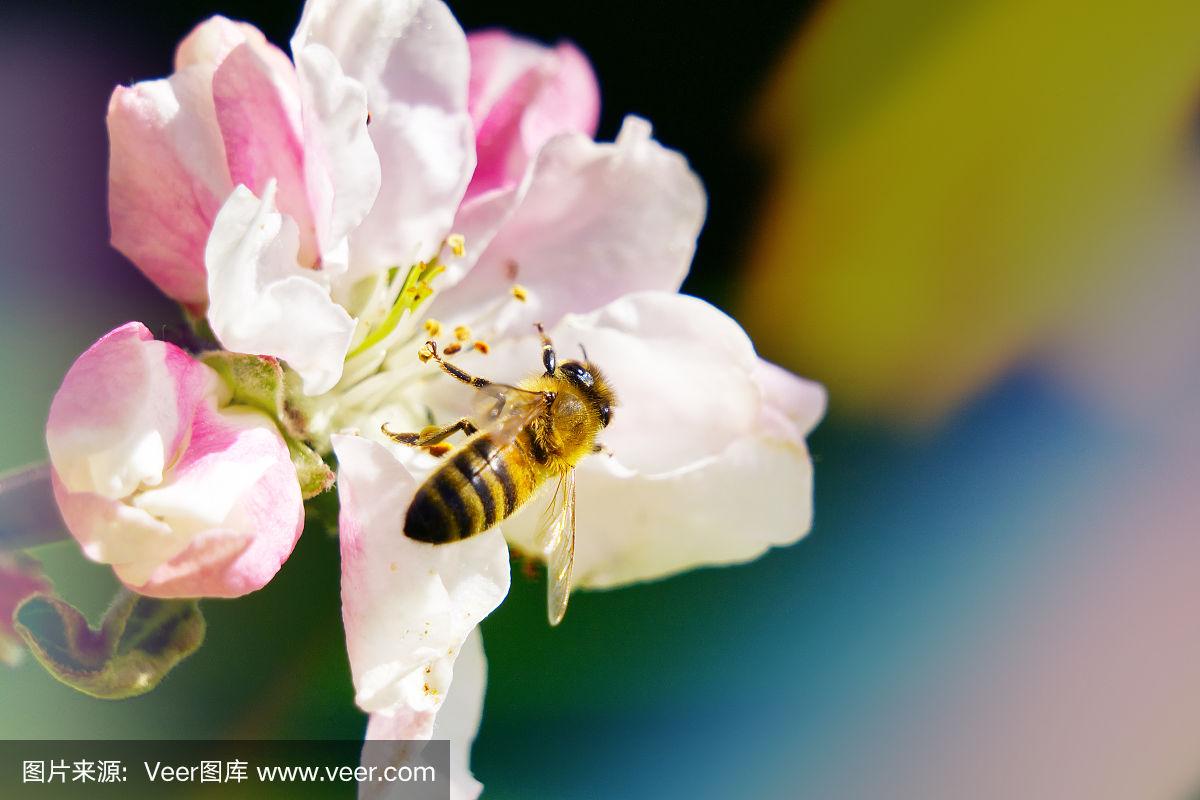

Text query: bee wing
(470, 385), (546, 448)
(535, 468), (576, 626)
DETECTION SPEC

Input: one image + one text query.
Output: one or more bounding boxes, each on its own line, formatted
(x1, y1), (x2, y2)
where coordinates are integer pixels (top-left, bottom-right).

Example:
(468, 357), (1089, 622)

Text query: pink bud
(46, 322), (303, 598)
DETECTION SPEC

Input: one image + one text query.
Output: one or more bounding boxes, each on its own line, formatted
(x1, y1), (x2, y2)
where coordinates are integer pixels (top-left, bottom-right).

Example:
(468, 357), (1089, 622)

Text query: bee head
(558, 360), (617, 428)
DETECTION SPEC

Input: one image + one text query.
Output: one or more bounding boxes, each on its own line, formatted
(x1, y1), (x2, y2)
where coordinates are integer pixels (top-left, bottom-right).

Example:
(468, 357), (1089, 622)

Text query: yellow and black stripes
(404, 433), (540, 543)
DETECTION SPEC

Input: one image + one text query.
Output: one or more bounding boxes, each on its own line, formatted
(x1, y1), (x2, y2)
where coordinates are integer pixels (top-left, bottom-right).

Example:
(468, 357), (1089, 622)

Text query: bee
(381, 323), (616, 625)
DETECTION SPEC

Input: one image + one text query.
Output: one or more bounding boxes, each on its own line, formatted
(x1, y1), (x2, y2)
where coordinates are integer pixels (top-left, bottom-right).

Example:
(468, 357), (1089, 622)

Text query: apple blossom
(16, 0), (826, 793)
(46, 322), (304, 598)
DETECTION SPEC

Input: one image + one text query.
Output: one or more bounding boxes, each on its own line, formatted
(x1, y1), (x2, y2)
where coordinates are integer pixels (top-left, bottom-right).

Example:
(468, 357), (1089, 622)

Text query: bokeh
(2, 1), (1200, 798)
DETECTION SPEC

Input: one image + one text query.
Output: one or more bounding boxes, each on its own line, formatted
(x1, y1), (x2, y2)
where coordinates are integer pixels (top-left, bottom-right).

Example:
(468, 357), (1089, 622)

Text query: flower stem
(0, 463), (68, 551)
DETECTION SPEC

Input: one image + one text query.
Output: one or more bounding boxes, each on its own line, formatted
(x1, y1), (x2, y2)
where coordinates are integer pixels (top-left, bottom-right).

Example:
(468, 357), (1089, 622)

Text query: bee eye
(562, 363), (594, 387)
(599, 405), (611, 427)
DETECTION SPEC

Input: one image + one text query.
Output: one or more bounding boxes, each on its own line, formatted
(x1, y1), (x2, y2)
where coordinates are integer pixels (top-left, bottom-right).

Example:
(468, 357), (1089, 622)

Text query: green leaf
(14, 589), (205, 699)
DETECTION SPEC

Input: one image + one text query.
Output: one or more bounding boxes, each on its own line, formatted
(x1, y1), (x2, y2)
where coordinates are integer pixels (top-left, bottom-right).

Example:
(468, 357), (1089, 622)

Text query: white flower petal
(333, 434), (509, 725)
(51, 473), (184, 588)
(205, 181), (355, 395)
(294, 43), (381, 264)
(508, 433), (815, 589)
(452, 292), (760, 476)
(293, 0), (475, 273)
(362, 628), (486, 800)
(435, 116), (706, 335)
(489, 292), (823, 587)
(753, 359), (828, 443)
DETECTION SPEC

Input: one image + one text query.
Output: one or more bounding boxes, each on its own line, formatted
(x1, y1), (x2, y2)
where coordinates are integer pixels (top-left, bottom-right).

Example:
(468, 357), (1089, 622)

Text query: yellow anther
(423, 318), (442, 337)
(417, 343), (435, 363)
(473, 340), (491, 355)
(453, 325), (472, 342)
(447, 233), (466, 258)
(511, 284), (529, 302)
(410, 281), (434, 305)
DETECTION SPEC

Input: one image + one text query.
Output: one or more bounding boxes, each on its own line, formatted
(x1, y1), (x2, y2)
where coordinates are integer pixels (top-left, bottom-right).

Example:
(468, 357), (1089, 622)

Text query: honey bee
(381, 323), (616, 625)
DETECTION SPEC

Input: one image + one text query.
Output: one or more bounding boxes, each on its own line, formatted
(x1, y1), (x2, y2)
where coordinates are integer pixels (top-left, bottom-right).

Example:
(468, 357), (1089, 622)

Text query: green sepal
(14, 590), (205, 699)
(289, 439), (336, 499)
(199, 351), (333, 499)
(200, 351), (302, 437)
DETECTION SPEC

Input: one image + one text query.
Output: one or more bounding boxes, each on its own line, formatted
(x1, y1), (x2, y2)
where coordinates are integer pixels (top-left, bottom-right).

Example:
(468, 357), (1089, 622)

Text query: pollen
(447, 233), (466, 258)
(427, 443), (451, 457)
(417, 343), (435, 363)
(443, 342), (463, 355)
(511, 284), (529, 302)
(453, 325), (472, 342)
(423, 318), (441, 337)
(473, 340), (491, 355)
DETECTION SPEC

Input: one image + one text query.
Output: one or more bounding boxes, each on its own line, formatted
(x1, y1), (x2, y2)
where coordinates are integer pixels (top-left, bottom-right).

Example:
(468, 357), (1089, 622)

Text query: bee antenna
(578, 343), (589, 361)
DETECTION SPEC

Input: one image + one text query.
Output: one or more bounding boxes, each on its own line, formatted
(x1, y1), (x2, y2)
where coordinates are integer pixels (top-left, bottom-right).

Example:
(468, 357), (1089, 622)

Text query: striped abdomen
(405, 432), (541, 543)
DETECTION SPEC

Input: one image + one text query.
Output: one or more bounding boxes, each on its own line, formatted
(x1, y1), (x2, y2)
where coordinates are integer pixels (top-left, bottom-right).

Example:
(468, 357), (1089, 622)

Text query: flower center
(305, 236), (531, 449)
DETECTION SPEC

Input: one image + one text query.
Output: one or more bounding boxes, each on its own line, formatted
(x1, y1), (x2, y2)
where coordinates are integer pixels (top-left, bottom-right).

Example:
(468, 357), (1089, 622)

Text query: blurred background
(3, 0), (1200, 798)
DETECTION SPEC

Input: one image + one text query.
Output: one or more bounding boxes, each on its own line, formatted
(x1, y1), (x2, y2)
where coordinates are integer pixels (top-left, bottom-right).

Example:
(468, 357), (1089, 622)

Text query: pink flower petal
(107, 71), (232, 308)
(174, 15), (266, 71)
(212, 39), (320, 267)
(434, 116), (705, 335)
(466, 30), (599, 200)
(293, 0), (475, 273)
(46, 322), (216, 500)
(333, 434), (509, 721)
(131, 405), (304, 598)
(108, 17), (269, 306)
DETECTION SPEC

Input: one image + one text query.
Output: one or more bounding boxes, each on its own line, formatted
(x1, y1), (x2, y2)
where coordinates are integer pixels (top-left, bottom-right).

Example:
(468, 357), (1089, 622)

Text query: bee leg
(381, 418), (478, 447)
(422, 340), (501, 394)
(422, 340), (543, 401)
(535, 322), (556, 376)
